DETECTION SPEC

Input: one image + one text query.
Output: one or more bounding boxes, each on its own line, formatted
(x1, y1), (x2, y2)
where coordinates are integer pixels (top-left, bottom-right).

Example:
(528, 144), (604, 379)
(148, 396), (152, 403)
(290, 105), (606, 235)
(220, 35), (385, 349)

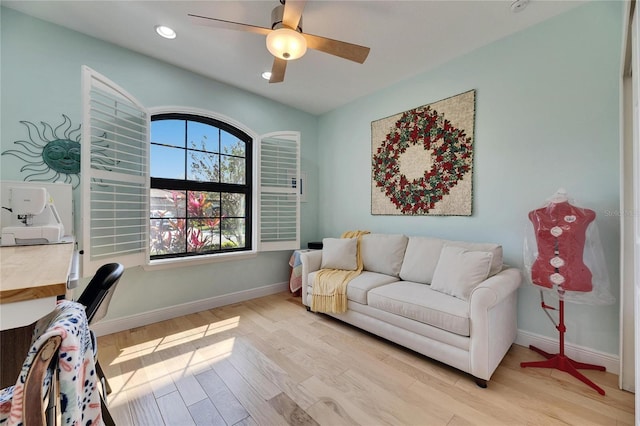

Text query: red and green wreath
(372, 106), (473, 214)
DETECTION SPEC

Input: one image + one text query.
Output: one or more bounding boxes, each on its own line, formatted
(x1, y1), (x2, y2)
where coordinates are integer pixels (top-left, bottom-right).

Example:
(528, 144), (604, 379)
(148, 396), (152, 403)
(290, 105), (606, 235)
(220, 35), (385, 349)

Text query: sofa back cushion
(360, 233), (408, 277)
(399, 237), (445, 284)
(399, 236), (504, 284)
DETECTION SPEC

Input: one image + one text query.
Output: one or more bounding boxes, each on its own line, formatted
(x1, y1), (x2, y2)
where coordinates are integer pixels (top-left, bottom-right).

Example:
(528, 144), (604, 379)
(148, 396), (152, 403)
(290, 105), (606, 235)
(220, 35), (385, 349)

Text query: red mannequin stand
(520, 297), (606, 395)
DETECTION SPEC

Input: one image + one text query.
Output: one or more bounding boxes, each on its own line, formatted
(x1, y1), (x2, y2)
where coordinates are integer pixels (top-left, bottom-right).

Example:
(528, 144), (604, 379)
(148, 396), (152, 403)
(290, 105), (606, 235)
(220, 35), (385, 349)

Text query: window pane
(221, 193), (245, 217)
(151, 145), (185, 179)
(221, 155), (245, 184)
(188, 150), (219, 182)
(222, 218), (245, 248)
(187, 219), (220, 252)
(188, 121), (219, 153)
(150, 189), (186, 218)
(149, 114), (252, 259)
(151, 119), (185, 147)
(187, 191), (220, 218)
(221, 131), (245, 156)
(150, 218), (185, 256)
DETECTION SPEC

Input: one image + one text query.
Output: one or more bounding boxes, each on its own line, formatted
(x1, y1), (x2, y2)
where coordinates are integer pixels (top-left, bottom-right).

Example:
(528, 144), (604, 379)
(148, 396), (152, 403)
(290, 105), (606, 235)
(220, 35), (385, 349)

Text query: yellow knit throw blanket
(311, 230), (370, 313)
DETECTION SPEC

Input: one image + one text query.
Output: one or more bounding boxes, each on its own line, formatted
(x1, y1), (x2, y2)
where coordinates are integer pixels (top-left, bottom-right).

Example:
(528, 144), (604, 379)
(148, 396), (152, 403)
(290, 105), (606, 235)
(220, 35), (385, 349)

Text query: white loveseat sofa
(300, 233), (522, 387)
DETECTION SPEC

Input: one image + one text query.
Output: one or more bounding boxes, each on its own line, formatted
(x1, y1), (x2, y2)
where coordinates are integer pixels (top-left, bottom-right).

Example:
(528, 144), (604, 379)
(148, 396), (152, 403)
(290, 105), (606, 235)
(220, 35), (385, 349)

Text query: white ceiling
(3, 0), (584, 115)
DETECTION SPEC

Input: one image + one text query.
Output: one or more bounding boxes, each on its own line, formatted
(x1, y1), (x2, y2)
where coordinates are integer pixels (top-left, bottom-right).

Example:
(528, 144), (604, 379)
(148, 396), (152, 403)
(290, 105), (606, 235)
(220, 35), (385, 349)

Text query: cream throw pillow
(321, 237), (357, 270)
(430, 246), (493, 301)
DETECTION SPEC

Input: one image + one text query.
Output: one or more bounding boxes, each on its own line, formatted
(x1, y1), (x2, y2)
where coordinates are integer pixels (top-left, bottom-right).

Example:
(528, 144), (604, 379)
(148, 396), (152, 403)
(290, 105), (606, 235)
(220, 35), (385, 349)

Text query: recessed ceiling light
(155, 25), (176, 39)
(510, 0), (529, 13)
(261, 71), (272, 80)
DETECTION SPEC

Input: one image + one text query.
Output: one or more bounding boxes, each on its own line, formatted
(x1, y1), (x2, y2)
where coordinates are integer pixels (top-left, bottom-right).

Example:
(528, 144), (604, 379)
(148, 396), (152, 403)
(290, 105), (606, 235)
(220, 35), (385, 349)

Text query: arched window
(149, 113), (252, 258)
(81, 66), (299, 274)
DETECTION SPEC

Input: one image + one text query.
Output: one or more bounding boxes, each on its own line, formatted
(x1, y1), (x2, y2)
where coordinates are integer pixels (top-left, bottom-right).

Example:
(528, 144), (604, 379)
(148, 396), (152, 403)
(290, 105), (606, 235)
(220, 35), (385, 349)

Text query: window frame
(146, 106), (261, 268)
(149, 112), (253, 260)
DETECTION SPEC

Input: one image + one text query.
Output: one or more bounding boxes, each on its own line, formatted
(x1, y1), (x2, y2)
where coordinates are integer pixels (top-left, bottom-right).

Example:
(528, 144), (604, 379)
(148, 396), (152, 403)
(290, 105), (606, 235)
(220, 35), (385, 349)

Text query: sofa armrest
(468, 267), (522, 380)
(300, 250), (322, 306)
(469, 267), (522, 308)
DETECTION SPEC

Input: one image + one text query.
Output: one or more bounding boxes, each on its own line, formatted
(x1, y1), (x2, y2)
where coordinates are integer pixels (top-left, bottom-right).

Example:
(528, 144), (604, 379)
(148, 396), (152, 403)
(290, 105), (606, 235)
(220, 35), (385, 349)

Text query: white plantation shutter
(259, 132), (300, 251)
(81, 66), (149, 276)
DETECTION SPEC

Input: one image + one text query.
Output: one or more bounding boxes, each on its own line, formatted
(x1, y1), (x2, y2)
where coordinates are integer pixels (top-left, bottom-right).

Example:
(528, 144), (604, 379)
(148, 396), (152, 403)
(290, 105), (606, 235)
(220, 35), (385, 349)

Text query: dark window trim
(150, 113), (253, 260)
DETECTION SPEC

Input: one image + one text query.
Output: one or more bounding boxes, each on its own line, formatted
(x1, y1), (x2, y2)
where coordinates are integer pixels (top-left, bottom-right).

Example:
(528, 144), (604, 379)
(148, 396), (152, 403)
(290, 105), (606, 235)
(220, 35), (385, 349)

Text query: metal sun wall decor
(2, 115), (82, 188)
(1, 115), (116, 189)
(371, 90), (476, 216)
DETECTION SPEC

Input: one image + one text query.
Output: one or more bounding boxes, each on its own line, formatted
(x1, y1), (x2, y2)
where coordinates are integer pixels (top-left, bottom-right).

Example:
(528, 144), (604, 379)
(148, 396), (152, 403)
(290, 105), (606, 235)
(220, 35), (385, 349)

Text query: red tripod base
(521, 345), (606, 395)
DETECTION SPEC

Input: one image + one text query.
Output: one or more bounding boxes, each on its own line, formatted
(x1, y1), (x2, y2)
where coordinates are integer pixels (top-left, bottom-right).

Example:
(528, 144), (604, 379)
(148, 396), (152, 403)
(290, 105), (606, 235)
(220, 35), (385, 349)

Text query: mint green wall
(0, 7), (319, 319)
(1, 3), (625, 356)
(317, 2), (623, 354)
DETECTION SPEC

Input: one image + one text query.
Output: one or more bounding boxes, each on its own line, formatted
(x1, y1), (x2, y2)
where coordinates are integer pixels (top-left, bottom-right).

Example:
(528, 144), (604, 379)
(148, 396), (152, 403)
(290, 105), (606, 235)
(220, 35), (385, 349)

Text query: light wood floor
(97, 291), (634, 425)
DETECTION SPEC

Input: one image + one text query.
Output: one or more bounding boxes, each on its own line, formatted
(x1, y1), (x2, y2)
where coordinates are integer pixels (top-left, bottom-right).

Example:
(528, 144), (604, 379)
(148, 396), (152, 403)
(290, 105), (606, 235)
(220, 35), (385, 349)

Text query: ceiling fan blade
(303, 33), (370, 64)
(282, 0), (307, 30)
(269, 58), (287, 83)
(188, 13), (272, 36)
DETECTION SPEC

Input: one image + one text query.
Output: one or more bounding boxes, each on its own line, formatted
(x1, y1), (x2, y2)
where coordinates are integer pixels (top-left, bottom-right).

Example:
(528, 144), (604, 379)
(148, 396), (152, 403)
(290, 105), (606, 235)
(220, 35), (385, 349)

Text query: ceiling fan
(187, 0), (370, 83)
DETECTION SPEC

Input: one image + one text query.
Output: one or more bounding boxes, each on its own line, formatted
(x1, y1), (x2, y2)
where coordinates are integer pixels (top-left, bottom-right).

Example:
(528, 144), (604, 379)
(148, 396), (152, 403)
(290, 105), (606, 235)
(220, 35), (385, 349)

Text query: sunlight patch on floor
(204, 316), (241, 336)
(116, 338), (163, 361)
(194, 336), (236, 364)
(107, 336), (236, 389)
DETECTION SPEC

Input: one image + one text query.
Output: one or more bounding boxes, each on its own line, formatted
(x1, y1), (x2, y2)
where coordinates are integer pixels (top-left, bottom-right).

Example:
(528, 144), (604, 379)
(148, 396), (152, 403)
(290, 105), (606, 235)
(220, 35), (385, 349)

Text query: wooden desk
(1, 242), (74, 328)
(0, 242), (75, 387)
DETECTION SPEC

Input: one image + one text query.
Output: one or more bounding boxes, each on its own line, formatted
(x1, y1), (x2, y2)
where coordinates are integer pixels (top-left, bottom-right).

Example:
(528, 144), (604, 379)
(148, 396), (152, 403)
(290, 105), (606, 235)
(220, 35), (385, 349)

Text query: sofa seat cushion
(308, 270), (400, 305)
(367, 281), (470, 336)
(347, 301), (470, 351)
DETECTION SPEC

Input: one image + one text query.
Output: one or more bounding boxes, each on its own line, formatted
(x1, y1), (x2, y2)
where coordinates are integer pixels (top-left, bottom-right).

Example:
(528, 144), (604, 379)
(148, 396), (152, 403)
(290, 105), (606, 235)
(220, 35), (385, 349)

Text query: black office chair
(78, 263), (125, 324)
(76, 263), (124, 400)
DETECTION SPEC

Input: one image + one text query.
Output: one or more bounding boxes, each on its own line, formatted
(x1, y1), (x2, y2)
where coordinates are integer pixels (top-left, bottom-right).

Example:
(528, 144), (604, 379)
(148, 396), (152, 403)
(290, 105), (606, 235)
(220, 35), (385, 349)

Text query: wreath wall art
(371, 89), (476, 216)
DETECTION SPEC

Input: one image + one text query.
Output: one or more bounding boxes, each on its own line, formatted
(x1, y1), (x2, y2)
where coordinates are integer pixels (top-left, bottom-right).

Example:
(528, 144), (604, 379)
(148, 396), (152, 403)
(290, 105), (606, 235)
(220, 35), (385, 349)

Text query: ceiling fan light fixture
(266, 28), (307, 60)
(155, 25), (176, 39)
(261, 71), (272, 80)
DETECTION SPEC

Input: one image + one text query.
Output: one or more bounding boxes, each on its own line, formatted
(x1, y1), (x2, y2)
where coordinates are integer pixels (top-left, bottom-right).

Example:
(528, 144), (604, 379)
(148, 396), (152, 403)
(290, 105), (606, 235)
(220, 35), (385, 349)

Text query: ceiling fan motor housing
(271, 5), (302, 32)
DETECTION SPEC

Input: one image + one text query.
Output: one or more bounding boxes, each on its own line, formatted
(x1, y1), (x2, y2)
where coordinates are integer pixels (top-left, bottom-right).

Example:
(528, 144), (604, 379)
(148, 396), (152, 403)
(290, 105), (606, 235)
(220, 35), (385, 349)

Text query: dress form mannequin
(528, 198), (595, 292)
(521, 189), (606, 395)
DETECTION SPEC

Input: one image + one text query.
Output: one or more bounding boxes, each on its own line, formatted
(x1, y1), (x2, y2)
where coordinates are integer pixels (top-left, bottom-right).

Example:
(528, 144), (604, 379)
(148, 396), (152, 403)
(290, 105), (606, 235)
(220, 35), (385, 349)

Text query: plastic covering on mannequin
(523, 189), (614, 305)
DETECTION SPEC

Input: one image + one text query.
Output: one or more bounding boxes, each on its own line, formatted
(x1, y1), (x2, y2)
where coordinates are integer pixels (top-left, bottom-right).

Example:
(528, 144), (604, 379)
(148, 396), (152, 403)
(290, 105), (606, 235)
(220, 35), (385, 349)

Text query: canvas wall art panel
(371, 89), (476, 216)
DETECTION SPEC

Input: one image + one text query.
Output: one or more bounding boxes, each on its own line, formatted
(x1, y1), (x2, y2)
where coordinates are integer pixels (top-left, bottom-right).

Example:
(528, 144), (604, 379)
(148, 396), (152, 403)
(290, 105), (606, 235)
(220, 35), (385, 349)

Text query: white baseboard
(92, 281), (289, 337)
(515, 329), (619, 374)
